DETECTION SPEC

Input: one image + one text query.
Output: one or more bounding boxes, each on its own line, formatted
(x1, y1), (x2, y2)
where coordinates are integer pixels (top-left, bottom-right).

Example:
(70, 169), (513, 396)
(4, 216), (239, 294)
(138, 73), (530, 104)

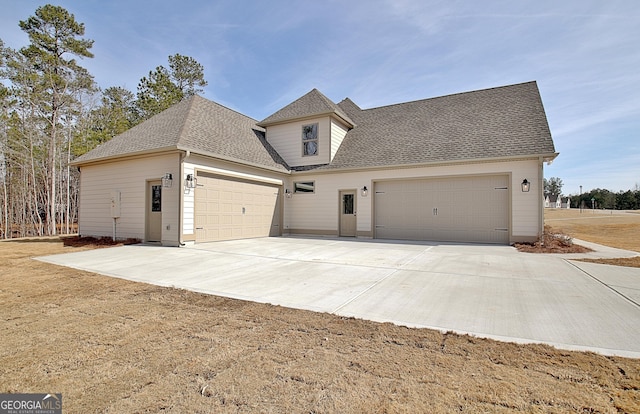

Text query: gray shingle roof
(321, 81), (556, 170)
(257, 88), (355, 127)
(73, 96), (289, 172)
(74, 82), (556, 174)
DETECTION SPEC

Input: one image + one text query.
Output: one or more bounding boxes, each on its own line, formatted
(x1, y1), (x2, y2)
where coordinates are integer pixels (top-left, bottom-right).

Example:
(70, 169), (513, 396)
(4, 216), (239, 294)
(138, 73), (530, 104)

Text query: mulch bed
(514, 226), (593, 254)
(61, 235), (141, 248)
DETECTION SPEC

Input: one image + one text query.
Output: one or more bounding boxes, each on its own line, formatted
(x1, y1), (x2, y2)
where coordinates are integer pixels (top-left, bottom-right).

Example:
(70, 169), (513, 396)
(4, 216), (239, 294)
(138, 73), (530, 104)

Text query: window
(302, 123), (318, 156)
(342, 193), (354, 214)
(294, 181), (315, 193)
(151, 185), (162, 212)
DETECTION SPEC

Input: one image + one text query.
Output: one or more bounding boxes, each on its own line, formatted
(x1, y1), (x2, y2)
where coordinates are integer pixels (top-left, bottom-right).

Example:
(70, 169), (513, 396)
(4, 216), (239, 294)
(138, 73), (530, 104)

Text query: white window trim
(294, 181), (315, 193)
(302, 123), (319, 157)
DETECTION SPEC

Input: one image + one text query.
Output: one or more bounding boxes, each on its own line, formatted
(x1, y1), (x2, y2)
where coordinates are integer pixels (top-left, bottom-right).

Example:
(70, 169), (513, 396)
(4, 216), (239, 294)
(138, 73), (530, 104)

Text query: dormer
(257, 89), (355, 168)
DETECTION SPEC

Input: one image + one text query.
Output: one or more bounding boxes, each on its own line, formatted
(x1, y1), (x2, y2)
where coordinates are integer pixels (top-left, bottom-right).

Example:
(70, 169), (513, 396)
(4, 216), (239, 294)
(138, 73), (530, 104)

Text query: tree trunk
(49, 107), (57, 236)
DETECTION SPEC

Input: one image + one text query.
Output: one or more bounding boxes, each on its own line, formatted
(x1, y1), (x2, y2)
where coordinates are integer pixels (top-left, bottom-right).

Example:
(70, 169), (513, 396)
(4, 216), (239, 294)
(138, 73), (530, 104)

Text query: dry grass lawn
(1, 238), (639, 412)
(545, 209), (640, 267)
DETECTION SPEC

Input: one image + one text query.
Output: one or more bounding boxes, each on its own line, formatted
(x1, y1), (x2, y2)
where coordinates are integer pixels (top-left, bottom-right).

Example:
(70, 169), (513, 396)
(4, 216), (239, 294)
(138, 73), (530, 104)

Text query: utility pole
(579, 185), (582, 213)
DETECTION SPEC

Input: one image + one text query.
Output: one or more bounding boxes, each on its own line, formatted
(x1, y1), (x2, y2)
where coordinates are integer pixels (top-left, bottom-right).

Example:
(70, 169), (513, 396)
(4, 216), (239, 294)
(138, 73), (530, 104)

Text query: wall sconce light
(285, 189), (292, 198)
(185, 173), (197, 189)
(161, 173), (173, 188)
(521, 179), (530, 192)
(361, 186), (368, 197)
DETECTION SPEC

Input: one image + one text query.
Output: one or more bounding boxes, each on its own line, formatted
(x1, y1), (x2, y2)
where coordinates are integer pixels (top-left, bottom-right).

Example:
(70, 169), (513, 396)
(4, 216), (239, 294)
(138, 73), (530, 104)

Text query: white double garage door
(374, 175), (510, 244)
(195, 172), (509, 244)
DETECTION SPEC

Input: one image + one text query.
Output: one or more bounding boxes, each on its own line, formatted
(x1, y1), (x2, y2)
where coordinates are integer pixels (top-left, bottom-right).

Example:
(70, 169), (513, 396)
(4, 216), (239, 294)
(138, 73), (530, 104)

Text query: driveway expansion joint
(566, 259), (640, 309)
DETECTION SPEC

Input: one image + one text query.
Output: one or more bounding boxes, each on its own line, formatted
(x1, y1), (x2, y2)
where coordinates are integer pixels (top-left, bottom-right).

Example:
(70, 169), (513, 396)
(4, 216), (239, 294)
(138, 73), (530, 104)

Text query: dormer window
(302, 123), (318, 156)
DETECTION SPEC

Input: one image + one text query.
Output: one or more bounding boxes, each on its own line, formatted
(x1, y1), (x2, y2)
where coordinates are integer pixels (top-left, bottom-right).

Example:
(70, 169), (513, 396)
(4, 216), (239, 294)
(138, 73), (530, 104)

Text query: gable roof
(73, 81), (557, 174)
(545, 193), (561, 203)
(317, 81), (557, 171)
(73, 96), (289, 172)
(257, 88), (355, 128)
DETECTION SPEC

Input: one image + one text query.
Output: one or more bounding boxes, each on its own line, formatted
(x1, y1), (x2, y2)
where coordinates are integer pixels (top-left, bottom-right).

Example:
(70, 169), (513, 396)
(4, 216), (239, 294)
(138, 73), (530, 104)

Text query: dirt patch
(577, 256), (640, 268)
(1, 238), (639, 413)
(514, 226), (593, 254)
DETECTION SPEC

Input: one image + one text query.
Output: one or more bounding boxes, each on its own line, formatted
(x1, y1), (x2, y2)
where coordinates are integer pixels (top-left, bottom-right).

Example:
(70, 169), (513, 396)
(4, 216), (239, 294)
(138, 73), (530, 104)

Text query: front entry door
(339, 190), (356, 237)
(146, 180), (162, 242)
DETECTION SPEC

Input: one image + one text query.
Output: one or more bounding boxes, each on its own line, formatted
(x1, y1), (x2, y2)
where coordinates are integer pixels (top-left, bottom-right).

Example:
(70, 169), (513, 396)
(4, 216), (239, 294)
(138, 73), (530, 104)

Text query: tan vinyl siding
(330, 118), (348, 161)
(78, 153), (180, 244)
(510, 161), (541, 237)
(265, 117), (330, 167)
(182, 164), (195, 235)
(284, 159), (542, 243)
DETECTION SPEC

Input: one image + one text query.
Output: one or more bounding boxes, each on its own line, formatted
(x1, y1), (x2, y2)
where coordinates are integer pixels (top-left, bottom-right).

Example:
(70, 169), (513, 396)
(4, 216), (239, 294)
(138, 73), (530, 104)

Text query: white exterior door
(374, 175), (509, 244)
(195, 172), (281, 242)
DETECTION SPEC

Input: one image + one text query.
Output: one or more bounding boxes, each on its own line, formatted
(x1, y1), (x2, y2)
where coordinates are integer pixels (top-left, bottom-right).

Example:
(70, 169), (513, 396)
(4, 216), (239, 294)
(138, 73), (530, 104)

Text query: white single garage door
(374, 175), (509, 244)
(195, 172), (281, 242)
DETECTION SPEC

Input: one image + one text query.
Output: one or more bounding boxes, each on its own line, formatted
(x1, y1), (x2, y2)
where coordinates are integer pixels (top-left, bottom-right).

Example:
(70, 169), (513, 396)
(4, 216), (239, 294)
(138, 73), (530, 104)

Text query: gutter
(257, 110), (356, 129)
(538, 155), (554, 241)
(290, 152), (560, 176)
(70, 146), (179, 166)
(178, 150), (189, 246)
(176, 145), (291, 175)
(71, 145), (290, 175)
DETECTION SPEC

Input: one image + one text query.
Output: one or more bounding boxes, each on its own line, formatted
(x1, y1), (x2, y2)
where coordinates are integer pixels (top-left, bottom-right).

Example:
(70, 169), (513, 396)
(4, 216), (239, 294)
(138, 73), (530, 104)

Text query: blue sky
(2, 0), (639, 194)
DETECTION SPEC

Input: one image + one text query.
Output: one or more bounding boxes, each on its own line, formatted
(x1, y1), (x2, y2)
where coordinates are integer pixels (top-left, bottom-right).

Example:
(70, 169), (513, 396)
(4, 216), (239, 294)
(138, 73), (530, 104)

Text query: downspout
(178, 150), (190, 246)
(538, 156), (545, 242)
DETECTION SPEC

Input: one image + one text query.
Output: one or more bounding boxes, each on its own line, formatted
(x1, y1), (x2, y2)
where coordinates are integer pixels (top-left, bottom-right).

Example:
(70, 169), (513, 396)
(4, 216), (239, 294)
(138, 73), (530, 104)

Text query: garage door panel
(195, 173), (281, 243)
(374, 176), (509, 244)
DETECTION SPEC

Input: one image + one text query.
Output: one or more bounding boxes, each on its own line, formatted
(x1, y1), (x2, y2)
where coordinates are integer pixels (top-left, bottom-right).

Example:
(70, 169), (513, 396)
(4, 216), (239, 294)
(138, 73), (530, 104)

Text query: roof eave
(257, 111), (355, 128)
(178, 145), (291, 175)
(71, 146), (180, 166)
(290, 152), (560, 175)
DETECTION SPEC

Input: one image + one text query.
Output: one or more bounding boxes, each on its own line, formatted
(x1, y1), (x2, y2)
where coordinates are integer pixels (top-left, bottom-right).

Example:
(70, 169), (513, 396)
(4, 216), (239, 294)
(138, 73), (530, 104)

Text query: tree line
(0, 4), (207, 238)
(571, 188), (640, 210)
(545, 177), (640, 210)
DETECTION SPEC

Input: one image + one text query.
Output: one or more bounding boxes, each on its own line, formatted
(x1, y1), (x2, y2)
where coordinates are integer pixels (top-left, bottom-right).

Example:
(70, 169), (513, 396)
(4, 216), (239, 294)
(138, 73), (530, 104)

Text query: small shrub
(515, 226), (592, 253)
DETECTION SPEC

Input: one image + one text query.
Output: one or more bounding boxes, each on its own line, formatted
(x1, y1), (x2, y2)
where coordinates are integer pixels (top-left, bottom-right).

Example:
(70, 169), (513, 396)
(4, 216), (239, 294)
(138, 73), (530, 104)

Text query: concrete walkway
(37, 237), (640, 358)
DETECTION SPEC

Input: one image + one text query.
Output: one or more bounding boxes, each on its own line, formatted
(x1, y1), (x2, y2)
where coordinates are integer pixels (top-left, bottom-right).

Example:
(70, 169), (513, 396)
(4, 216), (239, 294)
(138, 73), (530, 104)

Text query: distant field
(544, 209), (640, 253)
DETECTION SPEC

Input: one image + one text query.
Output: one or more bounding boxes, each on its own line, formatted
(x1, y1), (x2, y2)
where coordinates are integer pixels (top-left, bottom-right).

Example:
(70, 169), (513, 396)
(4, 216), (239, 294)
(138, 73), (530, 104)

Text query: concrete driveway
(37, 237), (640, 358)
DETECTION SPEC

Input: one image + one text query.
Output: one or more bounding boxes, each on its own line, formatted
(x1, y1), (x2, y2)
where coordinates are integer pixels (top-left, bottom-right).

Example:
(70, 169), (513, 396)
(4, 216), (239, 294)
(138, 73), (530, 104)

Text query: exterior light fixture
(285, 189), (292, 198)
(161, 173), (173, 188)
(521, 179), (530, 192)
(185, 173), (197, 189)
(361, 186), (368, 197)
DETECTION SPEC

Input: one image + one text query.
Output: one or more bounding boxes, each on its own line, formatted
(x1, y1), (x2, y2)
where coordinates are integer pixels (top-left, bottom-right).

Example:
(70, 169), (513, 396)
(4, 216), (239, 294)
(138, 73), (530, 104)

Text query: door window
(151, 185), (162, 212)
(342, 194), (354, 214)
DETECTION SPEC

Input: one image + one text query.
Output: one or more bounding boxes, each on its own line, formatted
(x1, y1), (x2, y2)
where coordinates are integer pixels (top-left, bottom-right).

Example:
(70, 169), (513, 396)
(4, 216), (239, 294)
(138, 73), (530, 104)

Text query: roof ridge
(358, 81), (539, 112)
(176, 95), (199, 146)
(314, 89), (355, 125)
(258, 88), (355, 127)
(201, 95), (262, 124)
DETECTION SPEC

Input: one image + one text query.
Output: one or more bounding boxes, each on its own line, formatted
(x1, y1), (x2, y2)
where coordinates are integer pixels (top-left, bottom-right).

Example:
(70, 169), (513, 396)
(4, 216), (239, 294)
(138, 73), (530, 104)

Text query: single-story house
(72, 81), (558, 246)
